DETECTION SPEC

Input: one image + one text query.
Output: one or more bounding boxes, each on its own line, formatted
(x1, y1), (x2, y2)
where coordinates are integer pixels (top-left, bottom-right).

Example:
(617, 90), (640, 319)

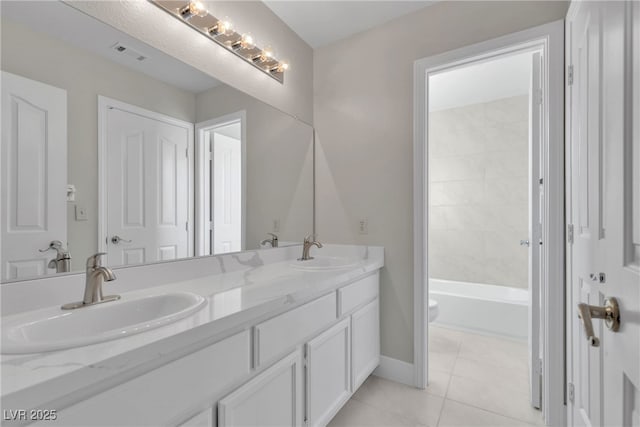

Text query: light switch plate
(75, 205), (88, 221)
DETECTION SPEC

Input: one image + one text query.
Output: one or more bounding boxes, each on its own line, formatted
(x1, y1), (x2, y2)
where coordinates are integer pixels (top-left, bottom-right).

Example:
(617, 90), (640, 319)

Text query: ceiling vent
(111, 43), (147, 61)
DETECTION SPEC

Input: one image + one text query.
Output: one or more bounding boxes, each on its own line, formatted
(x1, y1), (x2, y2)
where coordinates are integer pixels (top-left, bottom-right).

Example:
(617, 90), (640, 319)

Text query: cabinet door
(179, 408), (213, 427)
(305, 318), (351, 427)
(218, 350), (303, 427)
(352, 298), (380, 391)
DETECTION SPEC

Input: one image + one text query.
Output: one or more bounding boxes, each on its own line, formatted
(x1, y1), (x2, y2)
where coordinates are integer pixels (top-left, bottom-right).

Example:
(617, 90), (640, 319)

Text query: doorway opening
(195, 112), (246, 256)
(427, 49), (543, 420)
(413, 21), (565, 426)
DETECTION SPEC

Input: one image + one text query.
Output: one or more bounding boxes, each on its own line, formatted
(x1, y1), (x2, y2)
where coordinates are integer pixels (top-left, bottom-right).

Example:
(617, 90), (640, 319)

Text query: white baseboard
(373, 355), (415, 387)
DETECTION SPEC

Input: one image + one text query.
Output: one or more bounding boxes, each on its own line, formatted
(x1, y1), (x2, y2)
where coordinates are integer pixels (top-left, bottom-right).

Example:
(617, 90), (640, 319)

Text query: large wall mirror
(0, 1), (314, 282)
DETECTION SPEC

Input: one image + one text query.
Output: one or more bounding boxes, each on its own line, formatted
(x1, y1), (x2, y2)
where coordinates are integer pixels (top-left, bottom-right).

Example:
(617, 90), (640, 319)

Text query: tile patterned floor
(328, 326), (543, 427)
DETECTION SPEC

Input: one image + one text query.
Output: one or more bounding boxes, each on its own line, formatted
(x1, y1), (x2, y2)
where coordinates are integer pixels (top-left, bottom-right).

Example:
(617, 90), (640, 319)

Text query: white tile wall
(428, 95), (529, 289)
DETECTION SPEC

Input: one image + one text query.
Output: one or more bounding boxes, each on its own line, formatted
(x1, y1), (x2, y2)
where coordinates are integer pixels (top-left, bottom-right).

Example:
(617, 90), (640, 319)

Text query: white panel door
(212, 133), (242, 254)
(104, 104), (190, 266)
(528, 51), (543, 410)
(218, 350), (303, 427)
(1, 71), (67, 280)
(567, 1), (640, 425)
(306, 318), (351, 427)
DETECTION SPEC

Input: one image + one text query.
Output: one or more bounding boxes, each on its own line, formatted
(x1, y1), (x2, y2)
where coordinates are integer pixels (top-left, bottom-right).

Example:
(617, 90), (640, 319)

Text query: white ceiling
(263, 1), (439, 48)
(1, 1), (221, 94)
(429, 51), (535, 112)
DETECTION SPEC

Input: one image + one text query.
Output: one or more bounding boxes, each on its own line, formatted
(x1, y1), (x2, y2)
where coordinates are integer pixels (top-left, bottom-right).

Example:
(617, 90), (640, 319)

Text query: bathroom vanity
(1, 245), (383, 426)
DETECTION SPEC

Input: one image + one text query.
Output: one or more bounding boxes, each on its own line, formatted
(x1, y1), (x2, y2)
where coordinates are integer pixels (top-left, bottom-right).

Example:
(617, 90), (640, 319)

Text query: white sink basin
(1, 292), (207, 354)
(290, 257), (361, 271)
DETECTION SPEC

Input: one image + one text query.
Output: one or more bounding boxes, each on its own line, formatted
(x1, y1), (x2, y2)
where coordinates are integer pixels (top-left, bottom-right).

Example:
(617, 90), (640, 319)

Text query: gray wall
(196, 86), (314, 248)
(1, 18), (197, 271)
(66, 1), (314, 124)
(313, 1), (568, 364)
(429, 95), (529, 289)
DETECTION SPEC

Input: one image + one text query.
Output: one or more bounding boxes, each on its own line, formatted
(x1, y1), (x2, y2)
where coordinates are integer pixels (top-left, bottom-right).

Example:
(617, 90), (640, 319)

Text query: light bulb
(209, 17), (233, 36)
(180, 1), (208, 20)
(272, 60), (290, 73)
(240, 33), (255, 49)
(260, 45), (275, 62)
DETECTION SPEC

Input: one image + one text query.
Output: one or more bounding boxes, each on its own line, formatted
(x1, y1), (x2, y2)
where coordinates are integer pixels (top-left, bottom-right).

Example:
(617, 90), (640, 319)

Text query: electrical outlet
(75, 205), (88, 221)
(358, 218), (368, 235)
(273, 219), (280, 232)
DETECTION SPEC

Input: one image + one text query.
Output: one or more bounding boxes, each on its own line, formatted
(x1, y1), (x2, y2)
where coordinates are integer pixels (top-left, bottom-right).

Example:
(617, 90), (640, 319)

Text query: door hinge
(185, 221), (189, 231)
(568, 65), (574, 86)
(568, 382), (575, 404)
(568, 224), (574, 244)
(538, 358), (543, 374)
(185, 147), (188, 158)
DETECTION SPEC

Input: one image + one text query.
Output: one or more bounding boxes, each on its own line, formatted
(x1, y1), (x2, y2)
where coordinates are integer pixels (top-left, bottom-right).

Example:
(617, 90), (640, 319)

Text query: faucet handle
(86, 252), (107, 268)
(304, 234), (317, 243)
(268, 233), (278, 239)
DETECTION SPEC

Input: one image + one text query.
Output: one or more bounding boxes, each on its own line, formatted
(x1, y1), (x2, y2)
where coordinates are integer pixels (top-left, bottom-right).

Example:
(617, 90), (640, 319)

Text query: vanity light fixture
(151, 1), (289, 83)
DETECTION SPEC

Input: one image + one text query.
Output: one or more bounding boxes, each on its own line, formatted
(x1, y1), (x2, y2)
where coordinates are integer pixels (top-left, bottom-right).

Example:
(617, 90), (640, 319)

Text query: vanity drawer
(49, 330), (251, 426)
(338, 272), (379, 316)
(254, 293), (337, 367)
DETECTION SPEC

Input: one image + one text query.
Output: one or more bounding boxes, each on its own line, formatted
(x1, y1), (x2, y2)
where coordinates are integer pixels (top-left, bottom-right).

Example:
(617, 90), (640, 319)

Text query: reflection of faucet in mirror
(261, 233), (279, 248)
(299, 235), (323, 261)
(61, 253), (120, 310)
(39, 241), (71, 273)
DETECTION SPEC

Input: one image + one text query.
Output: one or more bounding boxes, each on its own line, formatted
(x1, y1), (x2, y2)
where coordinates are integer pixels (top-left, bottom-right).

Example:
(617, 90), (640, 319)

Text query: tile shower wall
(428, 95), (529, 289)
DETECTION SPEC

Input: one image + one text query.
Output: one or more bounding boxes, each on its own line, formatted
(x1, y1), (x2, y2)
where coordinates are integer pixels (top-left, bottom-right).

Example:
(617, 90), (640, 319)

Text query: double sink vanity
(0, 2), (382, 425)
(1, 244), (383, 426)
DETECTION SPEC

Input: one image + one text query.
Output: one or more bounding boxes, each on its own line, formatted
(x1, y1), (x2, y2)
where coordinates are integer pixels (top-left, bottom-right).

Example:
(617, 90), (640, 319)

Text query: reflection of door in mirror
(196, 113), (245, 256)
(1, 72), (68, 281)
(99, 97), (193, 267)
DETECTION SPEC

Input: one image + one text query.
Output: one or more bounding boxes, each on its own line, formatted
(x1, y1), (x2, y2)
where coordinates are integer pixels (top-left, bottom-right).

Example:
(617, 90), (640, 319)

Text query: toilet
(428, 299), (439, 322)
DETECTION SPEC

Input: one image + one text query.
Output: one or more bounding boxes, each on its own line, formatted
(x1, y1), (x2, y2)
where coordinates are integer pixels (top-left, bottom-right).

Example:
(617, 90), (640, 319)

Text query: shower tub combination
(429, 278), (528, 340)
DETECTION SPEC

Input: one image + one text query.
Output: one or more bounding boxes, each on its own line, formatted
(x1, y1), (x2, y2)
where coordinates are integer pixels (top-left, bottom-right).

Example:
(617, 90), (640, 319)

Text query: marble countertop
(1, 245), (383, 412)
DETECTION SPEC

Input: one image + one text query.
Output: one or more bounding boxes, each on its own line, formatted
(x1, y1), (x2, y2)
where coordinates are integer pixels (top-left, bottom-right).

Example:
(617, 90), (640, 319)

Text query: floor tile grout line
(344, 397), (423, 426)
(434, 345), (457, 426)
(442, 396), (542, 426)
(448, 372), (531, 396)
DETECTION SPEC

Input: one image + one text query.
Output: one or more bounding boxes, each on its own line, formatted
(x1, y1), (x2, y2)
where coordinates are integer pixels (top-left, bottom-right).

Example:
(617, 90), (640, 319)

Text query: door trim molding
(97, 96), (195, 262)
(412, 20), (565, 425)
(194, 111), (247, 255)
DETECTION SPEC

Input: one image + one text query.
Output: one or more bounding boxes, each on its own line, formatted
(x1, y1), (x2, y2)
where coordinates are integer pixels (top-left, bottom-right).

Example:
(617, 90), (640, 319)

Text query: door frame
(97, 96), (195, 259)
(194, 111), (247, 255)
(412, 20), (565, 425)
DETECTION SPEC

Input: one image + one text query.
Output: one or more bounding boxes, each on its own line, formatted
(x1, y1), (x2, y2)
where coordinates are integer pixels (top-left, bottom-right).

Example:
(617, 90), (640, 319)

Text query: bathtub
(429, 278), (528, 340)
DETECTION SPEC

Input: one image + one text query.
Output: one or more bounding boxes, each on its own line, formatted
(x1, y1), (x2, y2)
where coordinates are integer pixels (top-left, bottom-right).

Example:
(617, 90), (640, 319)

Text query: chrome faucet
(261, 233), (279, 248)
(299, 235), (323, 261)
(61, 253), (120, 310)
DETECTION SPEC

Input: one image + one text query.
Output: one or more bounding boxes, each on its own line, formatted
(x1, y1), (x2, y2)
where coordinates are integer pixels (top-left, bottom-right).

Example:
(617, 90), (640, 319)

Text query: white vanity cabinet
(25, 271), (380, 427)
(351, 299), (380, 391)
(45, 330), (251, 427)
(178, 408), (214, 427)
(218, 350), (303, 427)
(305, 318), (351, 427)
